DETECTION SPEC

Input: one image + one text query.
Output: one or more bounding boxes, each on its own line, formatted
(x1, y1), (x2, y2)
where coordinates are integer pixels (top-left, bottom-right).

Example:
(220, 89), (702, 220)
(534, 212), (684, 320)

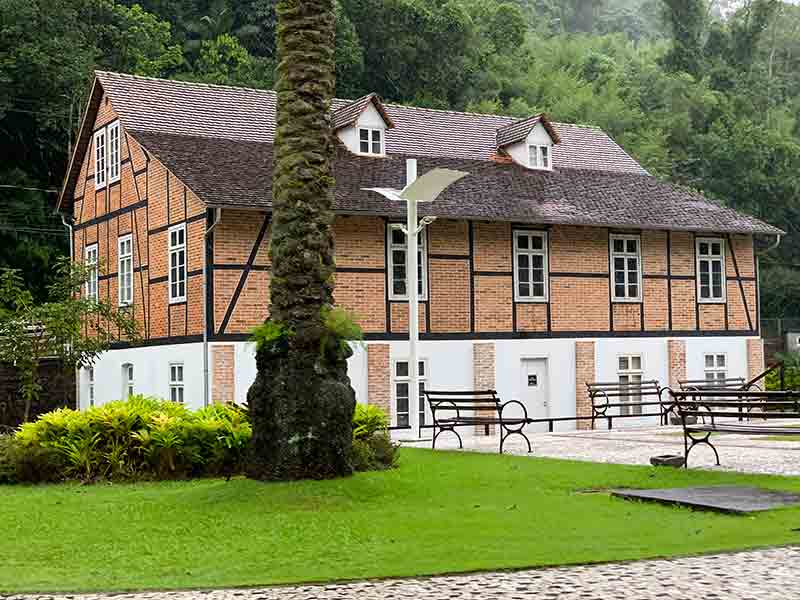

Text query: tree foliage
(3, 0), (800, 317)
(0, 258), (139, 422)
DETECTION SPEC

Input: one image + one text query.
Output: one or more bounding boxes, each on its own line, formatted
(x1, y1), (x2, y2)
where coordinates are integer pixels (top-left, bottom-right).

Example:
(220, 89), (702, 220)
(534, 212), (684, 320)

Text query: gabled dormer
(496, 114), (560, 171)
(333, 93), (395, 157)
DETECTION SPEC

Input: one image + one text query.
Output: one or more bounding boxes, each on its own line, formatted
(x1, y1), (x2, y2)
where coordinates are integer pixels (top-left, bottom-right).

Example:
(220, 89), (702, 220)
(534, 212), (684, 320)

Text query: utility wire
(0, 185), (59, 193)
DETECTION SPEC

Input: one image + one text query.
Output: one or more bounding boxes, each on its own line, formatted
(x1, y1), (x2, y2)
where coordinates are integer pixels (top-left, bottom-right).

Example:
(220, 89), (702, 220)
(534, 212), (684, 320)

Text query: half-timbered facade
(57, 71), (782, 432)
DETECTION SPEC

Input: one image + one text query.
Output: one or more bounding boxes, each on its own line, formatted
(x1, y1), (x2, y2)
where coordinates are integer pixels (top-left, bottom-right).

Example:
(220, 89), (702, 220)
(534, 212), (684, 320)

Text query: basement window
(169, 363), (185, 403)
(617, 355), (643, 416)
(704, 353), (727, 383)
(393, 359), (427, 428)
(122, 363), (135, 399)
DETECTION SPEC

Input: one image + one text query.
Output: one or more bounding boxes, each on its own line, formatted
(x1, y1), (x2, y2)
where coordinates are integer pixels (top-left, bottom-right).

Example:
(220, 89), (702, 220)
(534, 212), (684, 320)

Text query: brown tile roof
(130, 130), (783, 235)
(496, 114), (561, 147)
(57, 71), (782, 235)
(92, 71), (646, 171)
(331, 93), (395, 130)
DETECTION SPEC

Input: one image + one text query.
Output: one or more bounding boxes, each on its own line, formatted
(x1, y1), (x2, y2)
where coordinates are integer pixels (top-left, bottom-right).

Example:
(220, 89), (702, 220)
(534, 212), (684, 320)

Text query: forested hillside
(1, 0), (799, 317)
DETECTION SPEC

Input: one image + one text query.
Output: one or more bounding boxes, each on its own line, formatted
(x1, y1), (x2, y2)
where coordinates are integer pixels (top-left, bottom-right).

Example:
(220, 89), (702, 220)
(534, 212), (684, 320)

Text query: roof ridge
(95, 71), (612, 133)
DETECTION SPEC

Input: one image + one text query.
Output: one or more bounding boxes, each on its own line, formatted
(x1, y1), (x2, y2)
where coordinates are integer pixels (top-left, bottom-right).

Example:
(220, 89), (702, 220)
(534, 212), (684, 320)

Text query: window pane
(618, 356), (629, 371)
(371, 130), (381, 143)
(717, 354), (726, 367)
(517, 254), (529, 269)
(615, 272), (625, 286)
(540, 146), (549, 168)
(531, 235), (543, 250)
(631, 356), (641, 370)
(614, 257), (625, 272)
(615, 284), (626, 297)
(360, 129), (369, 141)
(533, 283), (545, 297)
(518, 268), (529, 283)
(517, 235), (529, 250)
(372, 141), (381, 154)
(627, 258), (637, 274)
(705, 354), (715, 368)
(360, 140), (369, 153)
(528, 146), (538, 167)
(391, 228), (405, 245)
(418, 361), (425, 377)
(711, 242), (721, 255)
(699, 242), (709, 255)
(626, 239), (637, 253)
(628, 283), (638, 298)
(531, 255), (543, 269)
(396, 361), (408, 377)
(518, 282), (530, 297)
(613, 239), (624, 253)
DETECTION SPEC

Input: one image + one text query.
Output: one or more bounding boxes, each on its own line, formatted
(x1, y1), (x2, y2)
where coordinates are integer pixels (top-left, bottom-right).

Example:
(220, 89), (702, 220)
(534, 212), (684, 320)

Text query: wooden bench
(670, 389), (800, 467)
(423, 389), (532, 454)
(586, 380), (667, 429)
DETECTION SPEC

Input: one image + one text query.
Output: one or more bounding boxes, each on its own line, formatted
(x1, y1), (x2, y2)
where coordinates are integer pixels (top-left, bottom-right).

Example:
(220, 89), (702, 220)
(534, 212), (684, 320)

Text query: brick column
(746, 338), (765, 382)
(667, 339), (686, 389)
(211, 345), (235, 404)
(367, 344), (391, 415)
(473, 343), (496, 434)
(575, 341), (595, 430)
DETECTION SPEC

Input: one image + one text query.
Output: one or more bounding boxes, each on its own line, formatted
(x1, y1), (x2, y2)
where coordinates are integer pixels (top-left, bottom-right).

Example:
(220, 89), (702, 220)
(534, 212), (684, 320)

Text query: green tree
(0, 259), (139, 423)
(661, 0), (707, 76)
(247, 0), (356, 480)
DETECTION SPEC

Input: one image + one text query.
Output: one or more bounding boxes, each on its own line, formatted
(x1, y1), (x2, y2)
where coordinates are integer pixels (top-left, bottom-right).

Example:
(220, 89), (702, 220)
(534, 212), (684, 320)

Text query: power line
(0, 185), (59, 193)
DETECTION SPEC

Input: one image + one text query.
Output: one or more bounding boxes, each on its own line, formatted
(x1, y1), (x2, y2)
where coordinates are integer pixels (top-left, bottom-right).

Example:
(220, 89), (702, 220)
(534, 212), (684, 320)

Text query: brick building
(57, 71), (782, 433)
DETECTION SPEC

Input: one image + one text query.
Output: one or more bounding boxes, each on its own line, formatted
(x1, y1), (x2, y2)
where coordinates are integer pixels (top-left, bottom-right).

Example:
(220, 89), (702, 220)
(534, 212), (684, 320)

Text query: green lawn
(3, 448), (800, 593)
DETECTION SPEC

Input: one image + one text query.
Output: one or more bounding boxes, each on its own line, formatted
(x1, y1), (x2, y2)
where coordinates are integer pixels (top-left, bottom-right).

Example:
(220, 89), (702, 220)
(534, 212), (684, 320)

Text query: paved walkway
(406, 423), (800, 476)
(8, 546), (800, 600)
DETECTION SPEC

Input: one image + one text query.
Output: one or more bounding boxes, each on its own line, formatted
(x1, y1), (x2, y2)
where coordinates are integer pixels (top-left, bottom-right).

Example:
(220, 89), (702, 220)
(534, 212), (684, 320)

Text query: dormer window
(528, 144), (551, 170)
(359, 127), (384, 156)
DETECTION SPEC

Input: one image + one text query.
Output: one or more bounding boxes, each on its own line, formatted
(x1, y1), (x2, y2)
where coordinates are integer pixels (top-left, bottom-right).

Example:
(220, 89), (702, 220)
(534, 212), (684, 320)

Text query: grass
(3, 448), (800, 593)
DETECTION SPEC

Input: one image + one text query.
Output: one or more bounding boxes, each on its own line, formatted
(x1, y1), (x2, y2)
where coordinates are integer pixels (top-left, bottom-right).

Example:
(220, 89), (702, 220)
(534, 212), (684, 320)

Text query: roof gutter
(757, 233), (782, 254)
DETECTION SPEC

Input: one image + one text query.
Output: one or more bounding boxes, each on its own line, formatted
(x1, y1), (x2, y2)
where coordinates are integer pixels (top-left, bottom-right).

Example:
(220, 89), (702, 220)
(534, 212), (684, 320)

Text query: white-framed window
(168, 224), (187, 303)
(94, 128), (107, 189)
(513, 230), (548, 301)
(617, 354), (643, 416)
(392, 359), (427, 428)
(169, 363), (184, 403)
(528, 144), (551, 170)
(87, 367), (95, 408)
(118, 234), (133, 306)
(704, 353), (727, 383)
(358, 127), (384, 155)
(94, 120), (121, 189)
(107, 121), (120, 183)
(122, 363), (134, 398)
(85, 243), (98, 301)
(610, 234), (642, 302)
(696, 237), (726, 302)
(387, 223), (427, 300)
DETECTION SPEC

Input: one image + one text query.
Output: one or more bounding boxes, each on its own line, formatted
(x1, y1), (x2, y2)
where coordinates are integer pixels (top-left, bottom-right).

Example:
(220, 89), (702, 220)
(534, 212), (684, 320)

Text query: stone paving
(8, 546), (800, 600)
(405, 422), (800, 476)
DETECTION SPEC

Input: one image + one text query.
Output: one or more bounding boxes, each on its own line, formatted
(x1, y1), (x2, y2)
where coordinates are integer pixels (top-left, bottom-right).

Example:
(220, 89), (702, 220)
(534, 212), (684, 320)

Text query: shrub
(10, 397), (251, 482)
(4, 398), (393, 484)
(353, 403), (389, 441)
(350, 431), (399, 472)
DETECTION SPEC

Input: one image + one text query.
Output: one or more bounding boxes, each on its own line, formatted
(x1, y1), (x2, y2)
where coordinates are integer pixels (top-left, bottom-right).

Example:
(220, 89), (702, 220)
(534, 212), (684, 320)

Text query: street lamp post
(364, 159), (468, 439)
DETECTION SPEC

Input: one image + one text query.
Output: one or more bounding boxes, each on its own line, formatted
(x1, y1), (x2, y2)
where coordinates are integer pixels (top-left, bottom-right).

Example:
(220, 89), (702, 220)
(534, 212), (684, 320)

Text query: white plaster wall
(336, 104), (387, 154)
(506, 122), (554, 168)
(83, 342), (206, 410)
(233, 341), (258, 405)
(685, 336), (750, 381)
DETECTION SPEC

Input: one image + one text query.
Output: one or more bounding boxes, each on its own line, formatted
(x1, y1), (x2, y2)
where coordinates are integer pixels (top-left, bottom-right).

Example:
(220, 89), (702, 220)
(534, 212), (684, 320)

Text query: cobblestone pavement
(405, 423), (800, 476)
(7, 546), (800, 600)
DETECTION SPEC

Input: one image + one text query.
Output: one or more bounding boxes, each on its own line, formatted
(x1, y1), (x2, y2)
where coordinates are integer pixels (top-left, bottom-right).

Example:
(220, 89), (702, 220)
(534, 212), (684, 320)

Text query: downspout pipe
(203, 208), (222, 408)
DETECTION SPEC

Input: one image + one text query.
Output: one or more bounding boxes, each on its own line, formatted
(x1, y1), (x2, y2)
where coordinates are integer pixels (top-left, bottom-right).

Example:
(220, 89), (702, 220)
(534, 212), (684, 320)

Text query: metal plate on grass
(611, 486), (800, 514)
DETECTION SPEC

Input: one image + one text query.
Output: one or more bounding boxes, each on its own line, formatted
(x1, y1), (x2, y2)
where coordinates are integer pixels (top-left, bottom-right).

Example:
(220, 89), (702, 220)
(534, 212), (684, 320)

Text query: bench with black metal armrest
(422, 389), (531, 454)
(586, 380), (668, 430)
(670, 389), (800, 467)
(678, 377), (763, 391)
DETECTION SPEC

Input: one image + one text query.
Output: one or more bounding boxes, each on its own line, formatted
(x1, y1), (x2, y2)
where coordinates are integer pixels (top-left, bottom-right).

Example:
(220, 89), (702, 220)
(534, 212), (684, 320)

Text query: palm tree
(247, 0), (356, 480)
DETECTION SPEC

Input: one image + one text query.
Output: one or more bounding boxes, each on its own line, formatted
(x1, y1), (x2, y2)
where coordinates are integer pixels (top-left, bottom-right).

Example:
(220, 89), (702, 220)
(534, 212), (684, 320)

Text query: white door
(520, 358), (549, 433)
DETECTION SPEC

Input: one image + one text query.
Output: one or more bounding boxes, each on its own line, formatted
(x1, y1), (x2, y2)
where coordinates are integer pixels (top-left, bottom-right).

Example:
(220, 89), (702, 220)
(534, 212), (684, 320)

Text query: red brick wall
(72, 95), (760, 343)
(575, 341), (595, 430)
(367, 344), (390, 414)
(667, 339), (686, 389)
(211, 345), (235, 403)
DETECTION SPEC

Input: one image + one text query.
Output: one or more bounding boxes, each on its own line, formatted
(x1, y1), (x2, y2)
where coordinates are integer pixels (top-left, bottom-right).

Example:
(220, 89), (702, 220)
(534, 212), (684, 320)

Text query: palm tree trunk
(247, 0), (355, 480)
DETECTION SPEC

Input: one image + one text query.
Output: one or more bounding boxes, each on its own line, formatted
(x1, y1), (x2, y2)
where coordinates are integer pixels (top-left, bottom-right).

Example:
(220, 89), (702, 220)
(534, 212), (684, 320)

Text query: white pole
(406, 159), (420, 438)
